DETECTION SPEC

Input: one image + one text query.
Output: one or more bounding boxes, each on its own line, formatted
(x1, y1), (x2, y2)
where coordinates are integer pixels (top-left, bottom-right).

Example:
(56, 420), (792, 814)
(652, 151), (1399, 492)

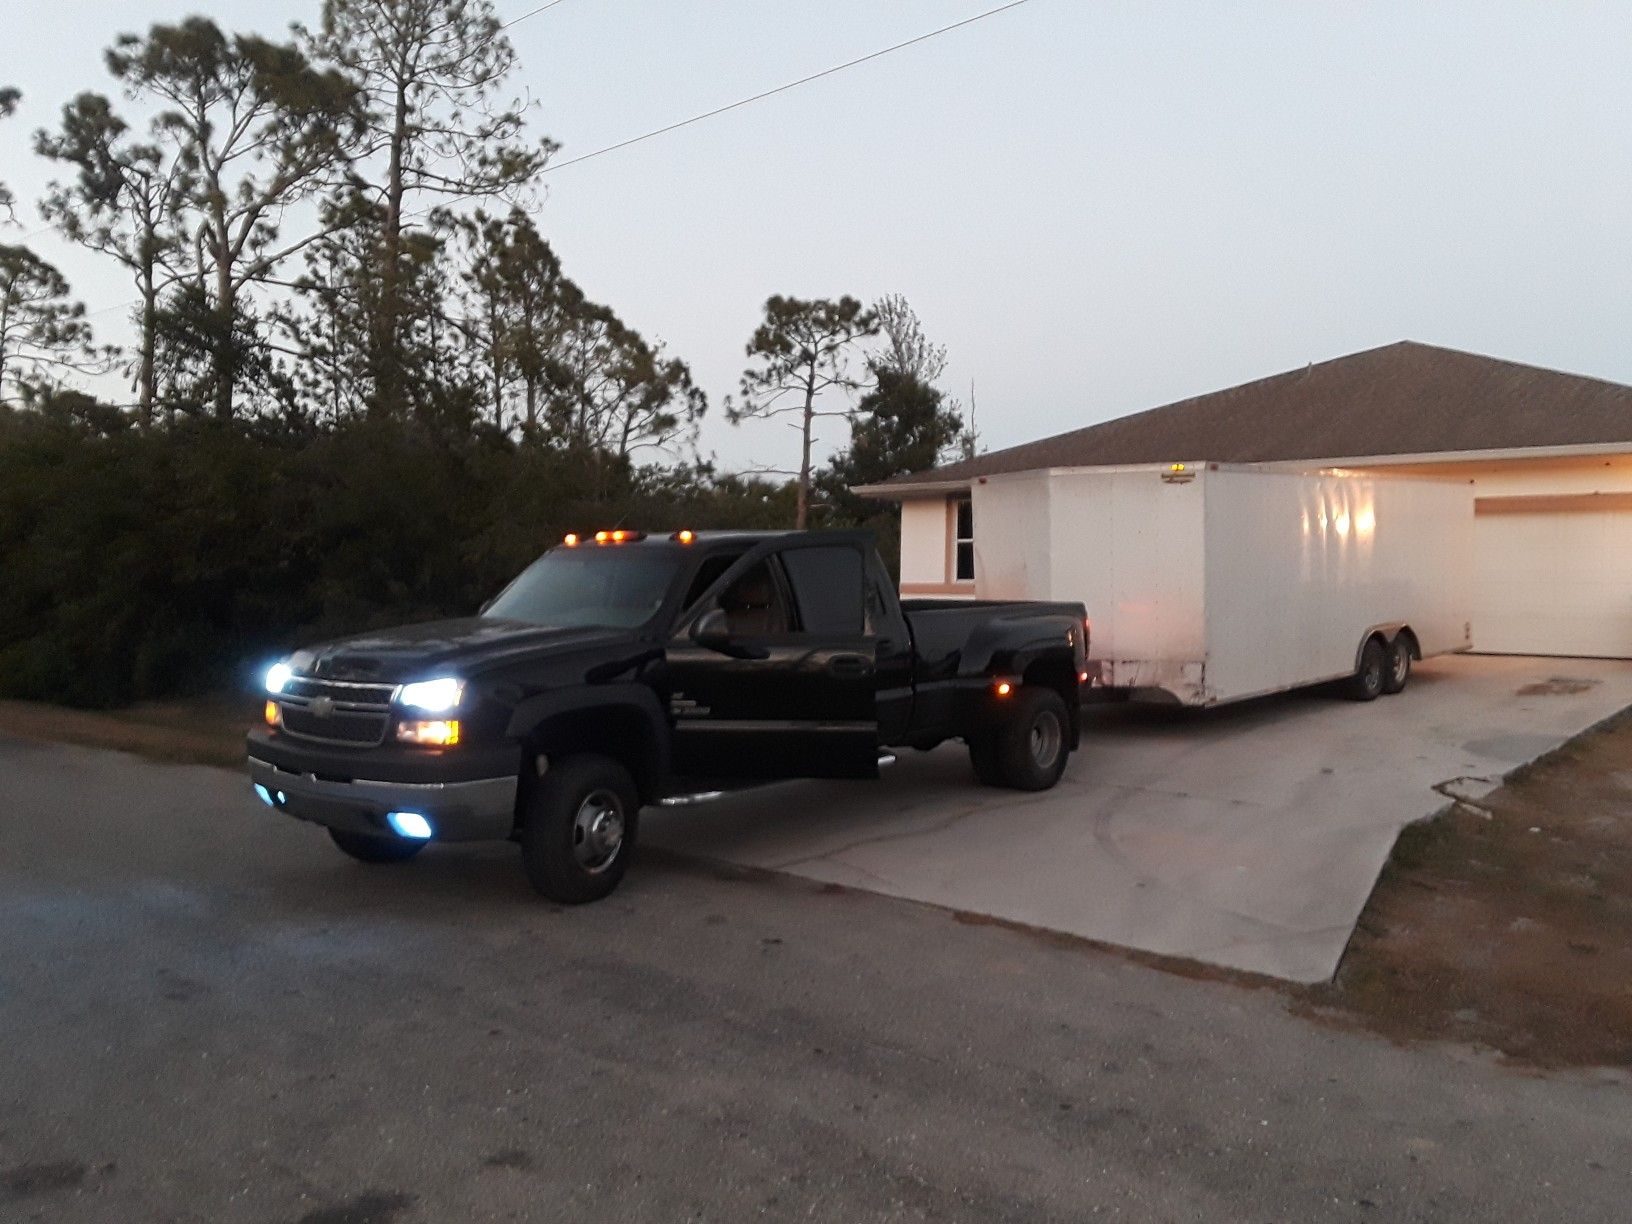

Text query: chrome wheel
(572, 789), (626, 874)
(1028, 708), (1063, 769)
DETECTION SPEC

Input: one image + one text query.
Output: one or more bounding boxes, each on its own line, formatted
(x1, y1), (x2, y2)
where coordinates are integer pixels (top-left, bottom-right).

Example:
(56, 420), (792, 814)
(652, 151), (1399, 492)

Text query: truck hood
(291, 618), (636, 682)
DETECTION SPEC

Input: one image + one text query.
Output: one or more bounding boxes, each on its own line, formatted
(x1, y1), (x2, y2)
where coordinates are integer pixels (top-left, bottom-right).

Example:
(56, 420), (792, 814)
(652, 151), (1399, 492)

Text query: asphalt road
(3, 736), (1628, 1223)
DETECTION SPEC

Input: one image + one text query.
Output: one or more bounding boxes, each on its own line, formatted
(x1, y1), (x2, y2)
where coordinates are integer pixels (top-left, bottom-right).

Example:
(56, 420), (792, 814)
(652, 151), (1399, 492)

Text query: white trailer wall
(1201, 469), (1473, 702)
(972, 464), (1472, 705)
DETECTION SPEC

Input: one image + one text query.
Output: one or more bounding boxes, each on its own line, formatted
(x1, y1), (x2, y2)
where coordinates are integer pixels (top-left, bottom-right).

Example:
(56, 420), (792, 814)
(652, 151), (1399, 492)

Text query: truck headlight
(397, 677), (464, 713)
(265, 662), (293, 694)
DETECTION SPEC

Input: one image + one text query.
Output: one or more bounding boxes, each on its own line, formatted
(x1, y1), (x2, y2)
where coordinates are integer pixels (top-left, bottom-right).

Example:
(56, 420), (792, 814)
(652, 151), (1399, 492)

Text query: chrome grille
(276, 675), (396, 747)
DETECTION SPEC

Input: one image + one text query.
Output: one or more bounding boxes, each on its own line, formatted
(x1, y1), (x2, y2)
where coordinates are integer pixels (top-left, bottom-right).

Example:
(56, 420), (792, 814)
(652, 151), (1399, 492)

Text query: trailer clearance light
(264, 700), (280, 727)
(386, 811), (434, 840)
(397, 677), (464, 713)
(563, 533), (580, 547)
(675, 529), (695, 543)
(265, 662), (293, 694)
(995, 681), (1013, 697)
(396, 719), (461, 747)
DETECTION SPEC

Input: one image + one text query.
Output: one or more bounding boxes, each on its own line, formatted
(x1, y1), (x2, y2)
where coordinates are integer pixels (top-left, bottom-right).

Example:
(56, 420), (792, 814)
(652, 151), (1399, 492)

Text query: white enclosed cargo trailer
(969, 463), (1474, 705)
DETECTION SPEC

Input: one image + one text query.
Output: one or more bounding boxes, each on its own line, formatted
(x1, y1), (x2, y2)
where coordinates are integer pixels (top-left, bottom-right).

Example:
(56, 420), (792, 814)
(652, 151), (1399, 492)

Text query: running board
(657, 753), (895, 808)
(657, 790), (727, 808)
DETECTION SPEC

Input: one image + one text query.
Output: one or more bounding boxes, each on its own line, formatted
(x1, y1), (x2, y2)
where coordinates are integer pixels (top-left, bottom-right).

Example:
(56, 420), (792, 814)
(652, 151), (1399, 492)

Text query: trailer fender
(1353, 623), (1408, 671)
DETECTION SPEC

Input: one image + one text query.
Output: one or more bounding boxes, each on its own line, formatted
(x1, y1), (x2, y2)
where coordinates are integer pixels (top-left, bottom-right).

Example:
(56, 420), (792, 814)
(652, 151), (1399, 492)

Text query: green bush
(0, 412), (797, 706)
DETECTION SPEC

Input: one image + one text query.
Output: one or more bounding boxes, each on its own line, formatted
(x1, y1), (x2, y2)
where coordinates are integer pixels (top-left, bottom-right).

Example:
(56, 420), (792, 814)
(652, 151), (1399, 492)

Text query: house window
(953, 497), (974, 582)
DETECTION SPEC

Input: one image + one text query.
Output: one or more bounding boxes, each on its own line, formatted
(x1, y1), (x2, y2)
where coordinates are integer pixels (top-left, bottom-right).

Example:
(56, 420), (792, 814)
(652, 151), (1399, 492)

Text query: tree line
(0, 1), (974, 705)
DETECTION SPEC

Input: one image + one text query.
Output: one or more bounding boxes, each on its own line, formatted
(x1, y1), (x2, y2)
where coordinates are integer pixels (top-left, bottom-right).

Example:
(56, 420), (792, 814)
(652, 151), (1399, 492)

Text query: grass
(0, 695), (258, 769)
(1298, 708), (1632, 1069)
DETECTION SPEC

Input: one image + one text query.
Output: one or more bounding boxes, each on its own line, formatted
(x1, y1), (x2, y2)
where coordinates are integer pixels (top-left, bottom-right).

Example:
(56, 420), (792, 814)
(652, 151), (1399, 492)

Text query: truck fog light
(253, 783), (275, 807)
(396, 718), (460, 746)
(387, 811), (434, 840)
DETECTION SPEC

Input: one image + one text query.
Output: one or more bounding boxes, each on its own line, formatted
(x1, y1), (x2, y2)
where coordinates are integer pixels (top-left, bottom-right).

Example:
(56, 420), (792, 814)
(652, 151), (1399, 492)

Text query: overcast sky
(4, 0), (1630, 471)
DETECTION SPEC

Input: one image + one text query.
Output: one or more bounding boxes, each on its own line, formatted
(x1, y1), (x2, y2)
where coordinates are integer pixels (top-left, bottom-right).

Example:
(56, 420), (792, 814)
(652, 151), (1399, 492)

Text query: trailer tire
(1346, 637), (1387, 702)
(519, 754), (638, 904)
(991, 686), (1072, 791)
(1382, 634), (1413, 695)
(328, 828), (426, 864)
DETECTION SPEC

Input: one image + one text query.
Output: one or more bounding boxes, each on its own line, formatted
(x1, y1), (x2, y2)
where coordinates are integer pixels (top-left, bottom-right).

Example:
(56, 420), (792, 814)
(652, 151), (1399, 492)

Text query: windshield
(484, 548), (683, 629)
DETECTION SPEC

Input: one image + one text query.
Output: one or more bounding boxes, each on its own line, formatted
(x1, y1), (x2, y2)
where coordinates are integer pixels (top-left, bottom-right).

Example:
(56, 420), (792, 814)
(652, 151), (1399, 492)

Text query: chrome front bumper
(248, 754), (519, 842)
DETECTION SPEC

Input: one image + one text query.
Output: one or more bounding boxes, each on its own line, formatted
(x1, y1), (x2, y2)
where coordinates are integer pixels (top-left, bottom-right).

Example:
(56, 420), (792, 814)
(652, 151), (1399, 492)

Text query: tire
(989, 686), (1072, 791)
(519, 754), (638, 904)
(1346, 637), (1387, 702)
(968, 734), (1005, 786)
(329, 828), (427, 864)
(1382, 634), (1413, 695)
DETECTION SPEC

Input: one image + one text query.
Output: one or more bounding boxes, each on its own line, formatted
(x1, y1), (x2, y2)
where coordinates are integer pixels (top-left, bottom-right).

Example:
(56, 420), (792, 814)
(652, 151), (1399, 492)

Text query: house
(855, 341), (1632, 659)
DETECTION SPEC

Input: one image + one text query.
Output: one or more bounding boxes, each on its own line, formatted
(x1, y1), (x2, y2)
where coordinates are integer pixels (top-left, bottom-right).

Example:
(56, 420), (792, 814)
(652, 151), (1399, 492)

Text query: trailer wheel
(519, 754), (639, 904)
(1346, 637), (1387, 702)
(990, 686), (1072, 791)
(1382, 634), (1413, 695)
(328, 828), (426, 864)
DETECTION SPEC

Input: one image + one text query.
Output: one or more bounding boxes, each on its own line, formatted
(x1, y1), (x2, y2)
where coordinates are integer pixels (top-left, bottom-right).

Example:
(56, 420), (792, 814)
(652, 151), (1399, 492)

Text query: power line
(542, 0), (1033, 174)
(504, 0), (575, 29)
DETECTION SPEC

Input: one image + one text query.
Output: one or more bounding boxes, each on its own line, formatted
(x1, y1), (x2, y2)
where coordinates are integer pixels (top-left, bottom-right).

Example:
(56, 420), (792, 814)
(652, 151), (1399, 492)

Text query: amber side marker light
(994, 681), (1013, 697)
(264, 700), (280, 726)
(563, 533), (580, 547)
(674, 529), (695, 544)
(396, 719), (461, 747)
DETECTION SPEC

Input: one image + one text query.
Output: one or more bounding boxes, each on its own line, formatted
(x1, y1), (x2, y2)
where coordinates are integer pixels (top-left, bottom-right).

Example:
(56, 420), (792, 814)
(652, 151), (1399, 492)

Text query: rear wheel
(1382, 634), (1413, 695)
(328, 828), (426, 864)
(968, 734), (1005, 785)
(520, 754), (639, 904)
(979, 686), (1072, 791)
(1346, 637), (1387, 702)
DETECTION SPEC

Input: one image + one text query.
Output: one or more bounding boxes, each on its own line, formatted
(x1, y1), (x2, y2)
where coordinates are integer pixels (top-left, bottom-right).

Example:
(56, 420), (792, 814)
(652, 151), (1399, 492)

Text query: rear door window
(779, 546), (865, 635)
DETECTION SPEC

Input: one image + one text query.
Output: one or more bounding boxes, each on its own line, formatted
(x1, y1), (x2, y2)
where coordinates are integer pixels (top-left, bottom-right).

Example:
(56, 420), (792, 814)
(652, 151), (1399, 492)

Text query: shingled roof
(865, 342), (1632, 494)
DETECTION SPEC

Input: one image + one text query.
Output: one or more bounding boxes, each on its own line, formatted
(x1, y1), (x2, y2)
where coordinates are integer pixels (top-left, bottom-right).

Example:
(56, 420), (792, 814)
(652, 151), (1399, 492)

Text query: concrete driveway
(646, 654), (1632, 982)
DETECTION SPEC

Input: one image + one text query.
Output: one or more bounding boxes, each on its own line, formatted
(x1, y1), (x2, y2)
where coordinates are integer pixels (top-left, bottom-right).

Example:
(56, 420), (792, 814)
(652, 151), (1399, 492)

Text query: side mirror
(689, 609), (767, 659)
(691, 608), (733, 652)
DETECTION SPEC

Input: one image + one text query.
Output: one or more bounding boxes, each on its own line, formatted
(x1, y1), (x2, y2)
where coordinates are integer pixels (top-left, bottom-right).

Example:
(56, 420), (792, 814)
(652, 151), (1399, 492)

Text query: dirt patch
(1516, 677), (1600, 697)
(1297, 709), (1632, 1070)
(0, 696), (255, 769)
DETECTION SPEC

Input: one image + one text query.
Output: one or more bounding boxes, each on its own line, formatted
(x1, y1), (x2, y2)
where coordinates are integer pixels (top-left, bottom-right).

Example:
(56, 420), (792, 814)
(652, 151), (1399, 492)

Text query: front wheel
(519, 754), (639, 904)
(328, 828), (426, 864)
(1346, 637), (1386, 702)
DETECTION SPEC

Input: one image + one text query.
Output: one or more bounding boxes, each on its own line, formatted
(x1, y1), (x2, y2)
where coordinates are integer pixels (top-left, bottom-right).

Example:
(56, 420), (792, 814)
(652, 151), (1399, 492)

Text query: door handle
(827, 654), (874, 678)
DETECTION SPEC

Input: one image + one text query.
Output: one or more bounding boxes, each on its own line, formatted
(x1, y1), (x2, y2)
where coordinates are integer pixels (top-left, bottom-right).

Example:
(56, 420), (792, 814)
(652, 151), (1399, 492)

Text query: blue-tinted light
(253, 783), (275, 807)
(386, 811), (434, 840)
(265, 662), (293, 694)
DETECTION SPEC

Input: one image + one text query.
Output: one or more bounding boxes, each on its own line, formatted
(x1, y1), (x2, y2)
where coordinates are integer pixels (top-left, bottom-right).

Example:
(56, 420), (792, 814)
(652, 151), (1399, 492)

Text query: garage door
(1472, 494), (1632, 658)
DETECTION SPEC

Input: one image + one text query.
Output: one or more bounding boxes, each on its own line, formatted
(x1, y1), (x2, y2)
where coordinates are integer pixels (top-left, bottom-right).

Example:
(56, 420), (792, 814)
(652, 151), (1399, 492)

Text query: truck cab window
(780, 546), (865, 634)
(718, 562), (791, 635)
(954, 498), (974, 581)
(681, 551), (745, 612)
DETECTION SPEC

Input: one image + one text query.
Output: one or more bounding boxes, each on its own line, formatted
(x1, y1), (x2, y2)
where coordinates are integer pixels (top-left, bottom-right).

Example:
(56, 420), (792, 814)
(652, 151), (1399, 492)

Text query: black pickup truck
(248, 529), (1088, 903)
